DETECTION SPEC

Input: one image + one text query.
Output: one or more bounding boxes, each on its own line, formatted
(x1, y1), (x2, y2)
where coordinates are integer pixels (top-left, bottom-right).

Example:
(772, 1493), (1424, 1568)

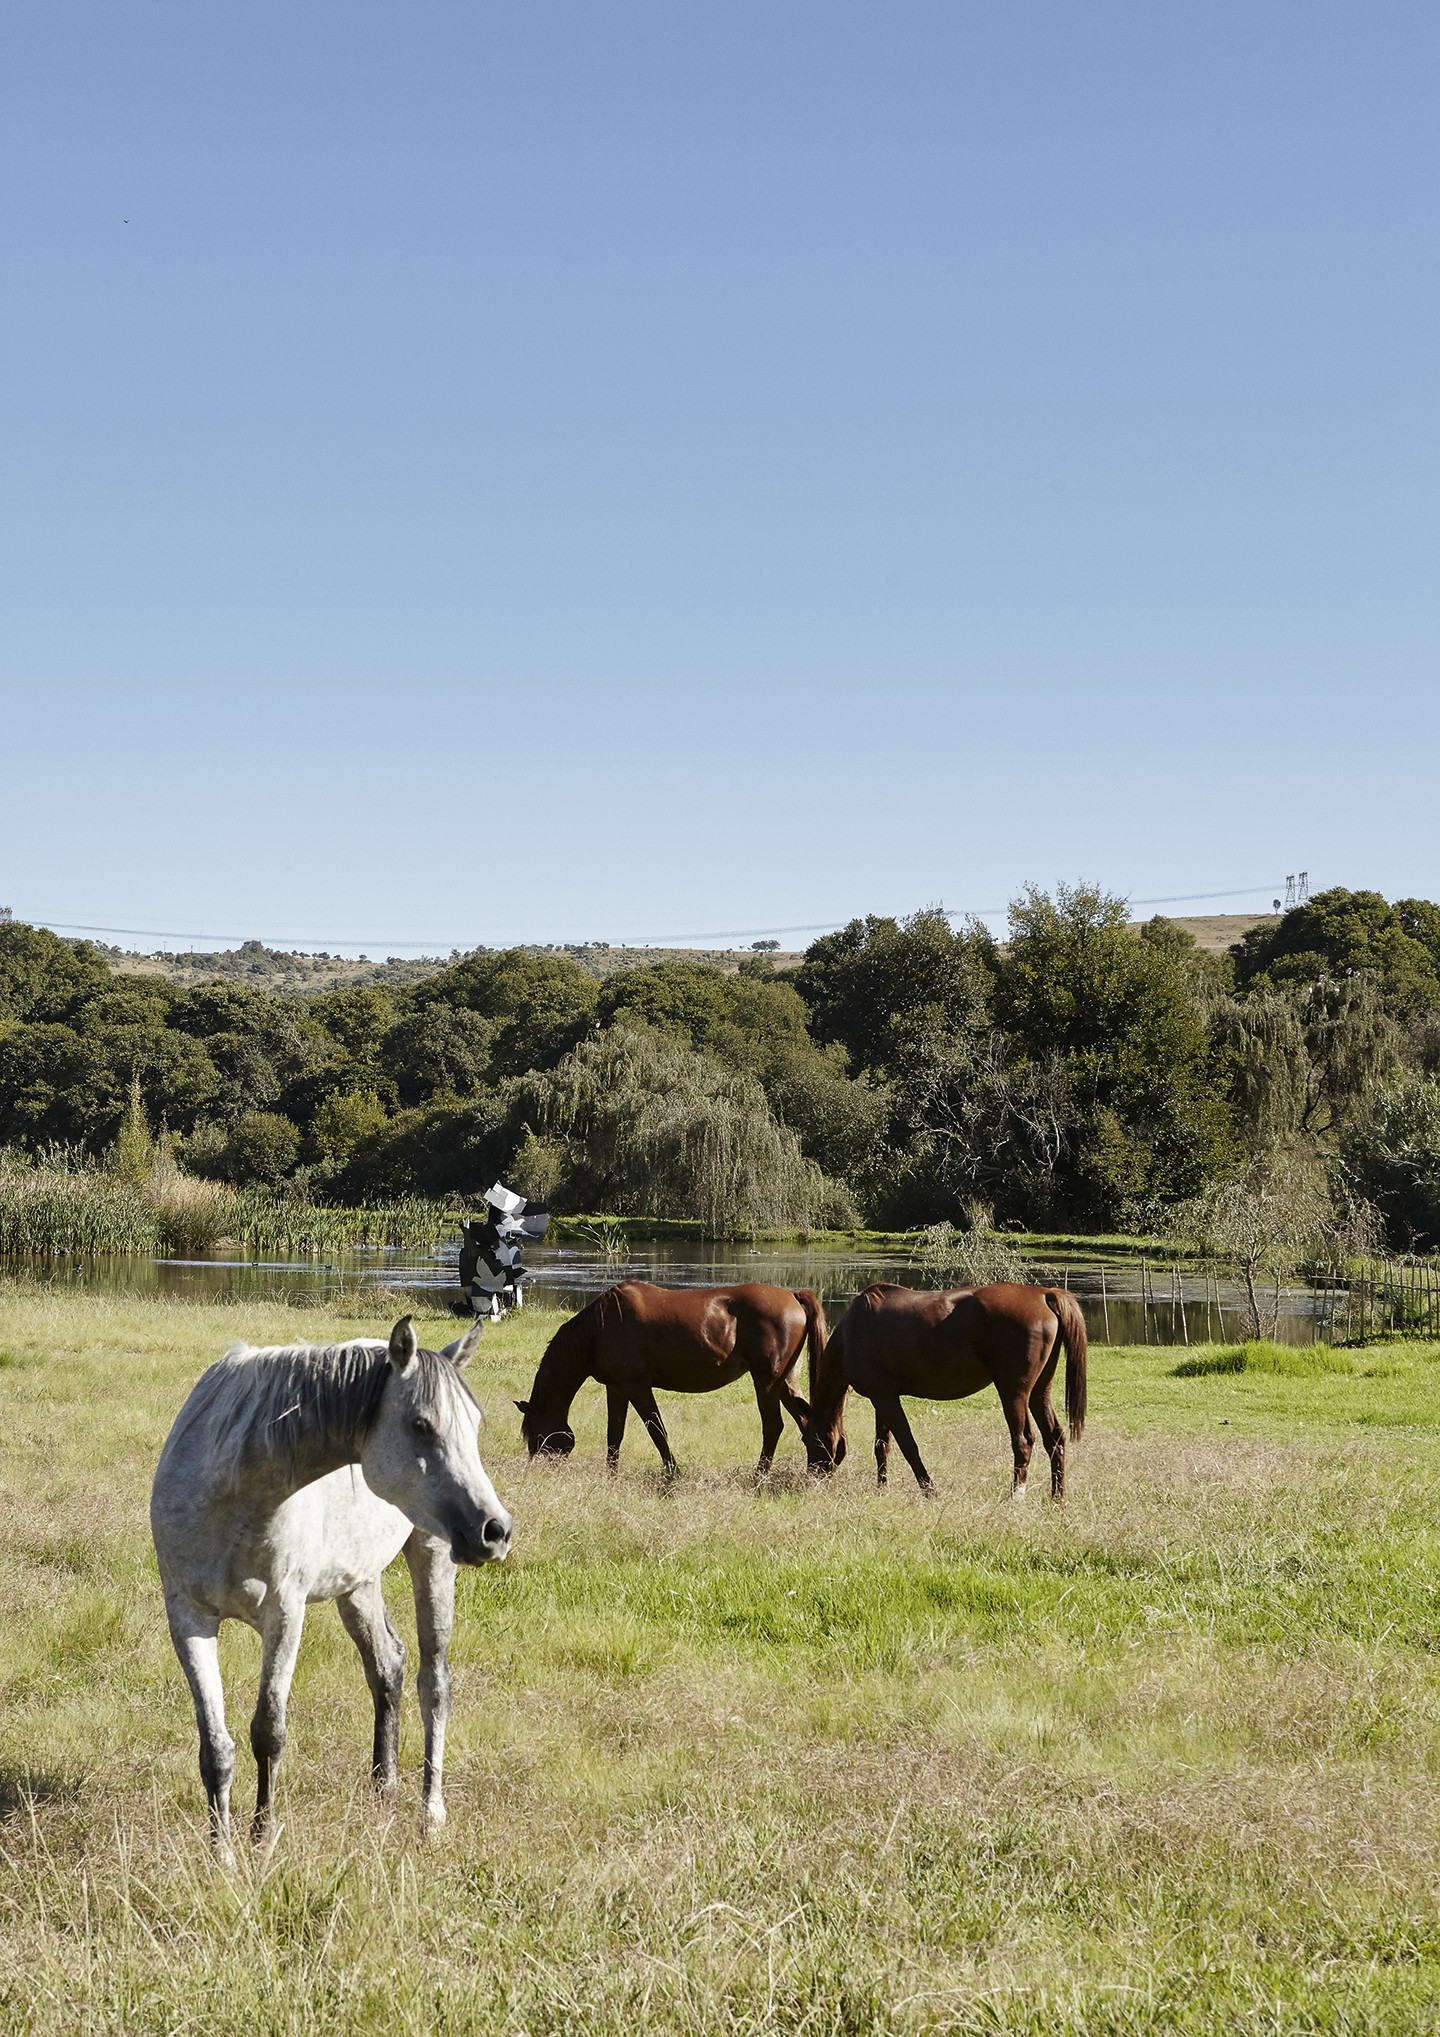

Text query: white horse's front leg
(165, 1595), (236, 1866)
(250, 1596), (307, 1845)
(403, 1529), (457, 1837)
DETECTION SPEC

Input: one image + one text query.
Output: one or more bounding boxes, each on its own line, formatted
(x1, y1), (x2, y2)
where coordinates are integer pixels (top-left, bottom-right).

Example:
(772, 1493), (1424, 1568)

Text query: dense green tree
(597, 962), (812, 1067)
(310, 1088), (390, 1165)
(308, 985), (399, 1062)
(794, 908), (996, 1079)
(0, 924), (110, 1025)
(278, 1057), (397, 1131)
(1291, 975), (1403, 1135)
(379, 1006), (495, 1106)
(1395, 898), (1440, 976)
(168, 983), (326, 1123)
(1232, 888), (1440, 1016)
(220, 1111), (302, 1184)
(0, 1023), (120, 1147)
(598, 961), (885, 1194)
(70, 982), (221, 1131)
(993, 884), (1233, 1225)
(760, 1041), (890, 1190)
(1137, 915), (1232, 997)
(1210, 993), (1311, 1144)
(412, 950), (598, 1077)
(330, 1091), (515, 1201)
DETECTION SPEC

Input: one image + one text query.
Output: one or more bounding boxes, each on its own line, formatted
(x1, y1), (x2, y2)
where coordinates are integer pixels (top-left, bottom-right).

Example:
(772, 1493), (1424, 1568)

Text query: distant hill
(1134, 912), (1278, 955)
(105, 937), (803, 993)
(107, 940), (449, 993)
(99, 915), (1268, 994)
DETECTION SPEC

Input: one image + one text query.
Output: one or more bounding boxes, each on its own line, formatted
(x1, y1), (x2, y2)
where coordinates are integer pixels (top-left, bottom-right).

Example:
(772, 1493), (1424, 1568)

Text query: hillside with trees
(2, 887), (1438, 1244)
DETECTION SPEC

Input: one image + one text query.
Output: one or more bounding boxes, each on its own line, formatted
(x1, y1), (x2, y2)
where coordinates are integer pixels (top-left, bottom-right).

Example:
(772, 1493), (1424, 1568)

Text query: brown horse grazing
(516, 1281), (847, 1476)
(806, 1282), (1087, 1498)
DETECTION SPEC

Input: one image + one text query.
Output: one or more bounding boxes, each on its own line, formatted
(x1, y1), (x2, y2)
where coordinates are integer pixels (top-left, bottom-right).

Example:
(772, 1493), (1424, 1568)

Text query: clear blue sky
(3, 3), (1435, 953)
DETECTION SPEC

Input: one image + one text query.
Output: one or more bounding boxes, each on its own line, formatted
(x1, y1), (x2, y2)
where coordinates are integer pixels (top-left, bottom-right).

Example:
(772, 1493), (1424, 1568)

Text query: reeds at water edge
(0, 1152), (454, 1261)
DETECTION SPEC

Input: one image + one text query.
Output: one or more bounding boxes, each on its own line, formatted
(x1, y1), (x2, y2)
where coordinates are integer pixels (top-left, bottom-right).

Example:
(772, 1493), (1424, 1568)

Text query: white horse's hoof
(419, 1801), (447, 1842)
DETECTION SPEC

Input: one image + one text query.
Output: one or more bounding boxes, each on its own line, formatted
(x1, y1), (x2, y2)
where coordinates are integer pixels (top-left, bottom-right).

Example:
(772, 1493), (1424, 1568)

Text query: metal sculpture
(457, 1182), (550, 1321)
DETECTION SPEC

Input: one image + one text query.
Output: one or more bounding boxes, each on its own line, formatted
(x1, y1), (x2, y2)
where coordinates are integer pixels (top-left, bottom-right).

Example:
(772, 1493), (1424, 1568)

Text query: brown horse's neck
(531, 1305), (598, 1424)
(806, 1327), (849, 1463)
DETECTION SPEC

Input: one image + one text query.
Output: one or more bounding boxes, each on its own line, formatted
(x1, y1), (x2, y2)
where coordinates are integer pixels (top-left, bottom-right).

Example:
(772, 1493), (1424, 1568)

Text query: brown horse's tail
(1046, 1289), (1088, 1441)
(793, 1289), (828, 1402)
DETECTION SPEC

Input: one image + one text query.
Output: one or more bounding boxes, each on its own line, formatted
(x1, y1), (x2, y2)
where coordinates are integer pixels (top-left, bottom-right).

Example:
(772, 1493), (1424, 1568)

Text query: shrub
(311, 1088), (390, 1164)
(917, 1204), (1024, 1286)
(222, 1111), (301, 1185)
(148, 1170), (237, 1255)
(1171, 1340), (1354, 1379)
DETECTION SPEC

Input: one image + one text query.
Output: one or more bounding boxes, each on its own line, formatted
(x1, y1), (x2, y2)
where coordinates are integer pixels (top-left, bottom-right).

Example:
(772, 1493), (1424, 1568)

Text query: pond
(2, 1236), (1341, 1345)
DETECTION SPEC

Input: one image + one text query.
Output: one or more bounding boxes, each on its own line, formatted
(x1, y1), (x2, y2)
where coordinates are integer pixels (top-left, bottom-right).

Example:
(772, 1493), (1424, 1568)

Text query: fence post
(1100, 1265), (1111, 1343)
(1177, 1266), (1188, 1345)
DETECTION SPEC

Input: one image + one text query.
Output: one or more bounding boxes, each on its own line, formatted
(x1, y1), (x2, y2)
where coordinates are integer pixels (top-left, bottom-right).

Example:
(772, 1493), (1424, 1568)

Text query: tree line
(2, 885), (1438, 1244)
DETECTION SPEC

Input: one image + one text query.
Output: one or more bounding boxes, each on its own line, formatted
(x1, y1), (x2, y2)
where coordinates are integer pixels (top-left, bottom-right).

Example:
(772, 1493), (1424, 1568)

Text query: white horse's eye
(411, 1417), (438, 1439)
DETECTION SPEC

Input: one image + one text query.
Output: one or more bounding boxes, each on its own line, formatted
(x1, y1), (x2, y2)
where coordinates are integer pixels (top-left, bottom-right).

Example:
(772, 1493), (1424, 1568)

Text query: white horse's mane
(182, 1336), (476, 1473)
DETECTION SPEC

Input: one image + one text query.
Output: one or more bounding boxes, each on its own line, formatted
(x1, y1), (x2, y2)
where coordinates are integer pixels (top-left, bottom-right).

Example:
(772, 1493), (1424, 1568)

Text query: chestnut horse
(516, 1281), (846, 1476)
(807, 1282), (1087, 1498)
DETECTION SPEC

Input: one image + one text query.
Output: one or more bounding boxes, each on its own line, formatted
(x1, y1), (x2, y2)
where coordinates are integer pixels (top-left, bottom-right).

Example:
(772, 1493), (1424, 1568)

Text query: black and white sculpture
(457, 1182), (550, 1321)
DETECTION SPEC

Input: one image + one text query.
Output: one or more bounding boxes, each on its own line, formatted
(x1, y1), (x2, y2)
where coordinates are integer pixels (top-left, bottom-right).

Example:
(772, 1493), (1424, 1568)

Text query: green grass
(4, 1285), (1440, 2031)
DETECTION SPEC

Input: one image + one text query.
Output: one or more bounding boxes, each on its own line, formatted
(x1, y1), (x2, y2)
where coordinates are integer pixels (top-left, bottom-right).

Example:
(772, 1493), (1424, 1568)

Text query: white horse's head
(361, 1318), (512, 1565)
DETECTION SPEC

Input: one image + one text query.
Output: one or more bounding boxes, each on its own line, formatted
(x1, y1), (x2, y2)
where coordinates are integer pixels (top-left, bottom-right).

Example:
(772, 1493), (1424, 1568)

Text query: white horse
(151, 1315), (511, 1862)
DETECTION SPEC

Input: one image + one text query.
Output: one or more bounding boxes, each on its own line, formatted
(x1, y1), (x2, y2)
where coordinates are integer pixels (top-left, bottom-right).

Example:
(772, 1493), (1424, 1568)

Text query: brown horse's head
(803, 1416), (848, 1475)
(802, 1313), (850, 1474)
(514, 1393), (576, 1456)
(516, 1302), (599, 1456)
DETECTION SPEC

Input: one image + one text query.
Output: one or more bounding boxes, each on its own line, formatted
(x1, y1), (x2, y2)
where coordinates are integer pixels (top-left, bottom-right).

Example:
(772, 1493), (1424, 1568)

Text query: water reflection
(2, 1237), (1338, 1345)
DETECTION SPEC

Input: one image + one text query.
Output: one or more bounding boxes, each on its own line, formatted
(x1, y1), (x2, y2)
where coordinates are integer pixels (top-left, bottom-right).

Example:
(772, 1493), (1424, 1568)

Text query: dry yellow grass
(3, 1282), (1440, 2032)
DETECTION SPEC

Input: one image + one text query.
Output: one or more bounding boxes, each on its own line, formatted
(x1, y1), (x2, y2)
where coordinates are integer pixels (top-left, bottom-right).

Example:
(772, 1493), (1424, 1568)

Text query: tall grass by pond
(0, 1155), (454, 1260)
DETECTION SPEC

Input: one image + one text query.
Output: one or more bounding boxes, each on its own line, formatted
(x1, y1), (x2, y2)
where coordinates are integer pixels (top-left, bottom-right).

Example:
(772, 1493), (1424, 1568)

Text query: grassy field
(3, 1287), (1440, 2033)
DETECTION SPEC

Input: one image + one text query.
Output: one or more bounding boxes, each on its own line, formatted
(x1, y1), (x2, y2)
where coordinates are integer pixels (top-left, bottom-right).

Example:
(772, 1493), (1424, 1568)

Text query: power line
(14, 883), (1285, 954)
(637, 885), (1282, 943)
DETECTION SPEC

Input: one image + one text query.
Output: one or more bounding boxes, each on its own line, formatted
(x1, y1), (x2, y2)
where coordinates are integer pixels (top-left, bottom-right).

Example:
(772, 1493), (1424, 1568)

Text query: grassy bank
(3, 1286), (1440, 2031)
(547, 1213), (1191, 1260)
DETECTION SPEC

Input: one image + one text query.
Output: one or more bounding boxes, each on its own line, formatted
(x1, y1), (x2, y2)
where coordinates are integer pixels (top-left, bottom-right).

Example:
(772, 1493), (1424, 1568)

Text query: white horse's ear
(387, 1317), (418, 1373)
(440, 1321), (484, 1369)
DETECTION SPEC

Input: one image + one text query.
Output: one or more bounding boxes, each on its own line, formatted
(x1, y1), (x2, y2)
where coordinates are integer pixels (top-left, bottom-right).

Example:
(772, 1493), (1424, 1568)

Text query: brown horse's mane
(524, 1285), (627, 1433)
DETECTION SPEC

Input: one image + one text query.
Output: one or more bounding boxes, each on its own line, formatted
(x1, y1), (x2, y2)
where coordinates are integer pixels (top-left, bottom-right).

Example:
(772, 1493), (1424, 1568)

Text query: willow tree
(521, 1020), (855, 1234)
